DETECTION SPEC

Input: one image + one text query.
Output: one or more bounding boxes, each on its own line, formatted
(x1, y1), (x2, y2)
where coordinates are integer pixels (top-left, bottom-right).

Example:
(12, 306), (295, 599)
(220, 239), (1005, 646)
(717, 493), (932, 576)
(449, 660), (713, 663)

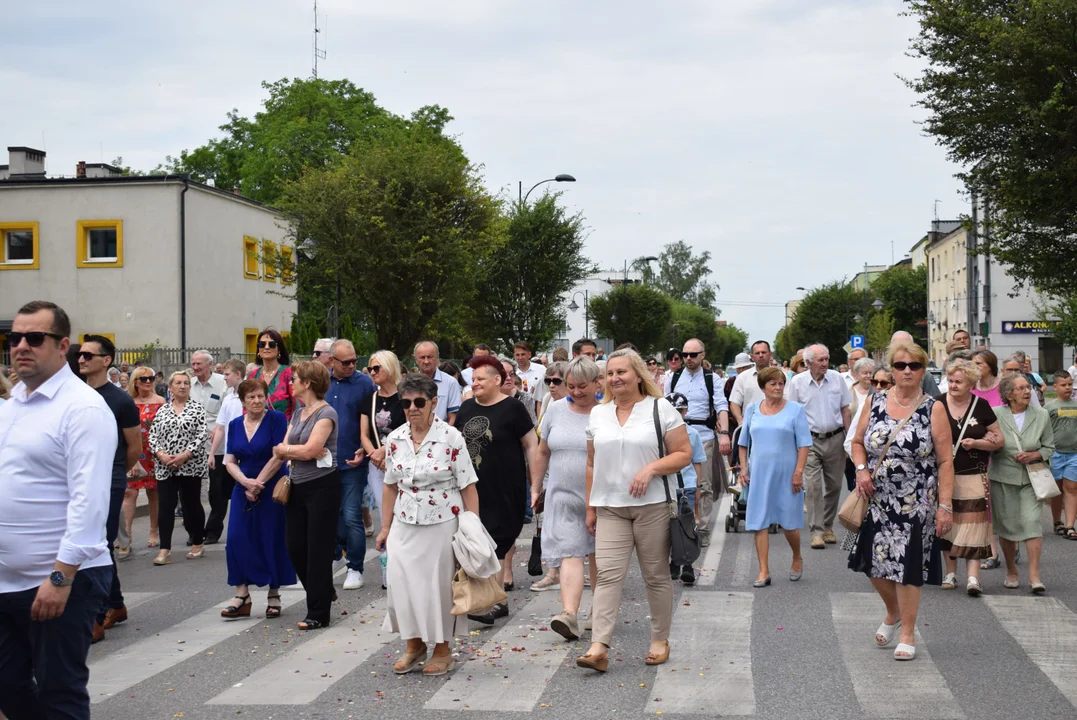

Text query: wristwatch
(855, 464), (867, 472)
(718, 430), (730, 436)
(49, 570), (74, 587)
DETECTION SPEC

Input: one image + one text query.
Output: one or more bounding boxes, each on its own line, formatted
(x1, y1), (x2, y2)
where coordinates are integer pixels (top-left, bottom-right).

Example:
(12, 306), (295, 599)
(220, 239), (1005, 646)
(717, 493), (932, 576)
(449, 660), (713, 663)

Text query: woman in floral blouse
(375, 373), (479, 677)
(248, 328), (294, 419)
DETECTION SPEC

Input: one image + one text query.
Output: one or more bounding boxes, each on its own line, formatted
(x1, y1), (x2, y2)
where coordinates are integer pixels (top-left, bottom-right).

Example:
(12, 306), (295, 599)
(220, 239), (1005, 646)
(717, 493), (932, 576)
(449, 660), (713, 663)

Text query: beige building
(0, 147), (296, 359)
(925, 225), (970, 365)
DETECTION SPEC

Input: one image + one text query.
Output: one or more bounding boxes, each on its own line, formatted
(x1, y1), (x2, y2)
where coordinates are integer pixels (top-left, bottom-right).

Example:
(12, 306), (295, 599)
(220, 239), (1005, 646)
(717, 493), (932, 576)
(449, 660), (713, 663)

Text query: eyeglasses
(77, 351), (108, 362)
(369, 365), (382, 374)
(137, 376), (155, 384)
(682, 352), (702, 359)
(335, 357), (358, 366)
(646, 360), (657, 366)
(258, 340), (278, 349)
(312, 350), (323, 357)
(544, 377), (564, 386)
(892, 361), (924, 371)
(871, 380), (893, 388)
(400, 397), (428, 410)
(6, 331), (65, 348)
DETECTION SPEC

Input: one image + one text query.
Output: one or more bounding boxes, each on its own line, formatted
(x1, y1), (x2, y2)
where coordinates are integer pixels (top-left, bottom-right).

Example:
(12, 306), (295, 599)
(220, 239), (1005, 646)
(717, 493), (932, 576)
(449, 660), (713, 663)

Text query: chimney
(77, 161), (86, 178)
(7, 147), (46, 177)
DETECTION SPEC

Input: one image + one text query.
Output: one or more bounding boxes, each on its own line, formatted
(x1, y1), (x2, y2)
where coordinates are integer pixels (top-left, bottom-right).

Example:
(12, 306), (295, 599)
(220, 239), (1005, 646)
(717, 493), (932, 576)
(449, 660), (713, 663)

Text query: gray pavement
(85, 491), (1077, 720)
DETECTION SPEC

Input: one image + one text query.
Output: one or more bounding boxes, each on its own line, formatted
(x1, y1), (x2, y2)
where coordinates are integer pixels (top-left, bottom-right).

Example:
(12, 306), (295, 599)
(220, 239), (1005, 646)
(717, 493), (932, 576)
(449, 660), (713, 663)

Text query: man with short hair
(667, 338), (731, 541)
(78, 335), (141, 644)
(514, 341), (546, 409)
(327, 339), (377, 591)
(190, 350), (229, 544)
(462, 343), (494, 384)
(1002, 354), (1041, 407)
(952, 328), (971, 349)
(0, 301), (117, 719)
(414, 341), (461, 425)
(571, 338), (598, 360)
(785, 343), (852, 549)
(119, 361), (129, 375)
(842, 348), (867, 386)
(313, 338), (335, 368)
(730, 341), (772, 426)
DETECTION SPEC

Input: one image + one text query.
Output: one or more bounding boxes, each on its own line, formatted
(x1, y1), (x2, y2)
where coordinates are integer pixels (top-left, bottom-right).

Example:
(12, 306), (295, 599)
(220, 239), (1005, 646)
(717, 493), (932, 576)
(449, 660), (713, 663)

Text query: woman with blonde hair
(361, 350), (406, 516)
(577, 349), (692, 672)
(119, 366), (164, 554)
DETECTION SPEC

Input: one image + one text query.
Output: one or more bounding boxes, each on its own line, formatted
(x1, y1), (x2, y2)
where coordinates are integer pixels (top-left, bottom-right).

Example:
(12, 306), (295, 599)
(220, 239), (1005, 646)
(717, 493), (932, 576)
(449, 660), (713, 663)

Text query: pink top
(971, 384), (1003, 407)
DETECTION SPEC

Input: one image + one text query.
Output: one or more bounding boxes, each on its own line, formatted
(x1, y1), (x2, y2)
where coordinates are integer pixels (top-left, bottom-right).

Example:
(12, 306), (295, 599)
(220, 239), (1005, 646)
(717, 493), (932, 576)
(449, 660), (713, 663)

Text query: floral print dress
(130, 401), (163, 490)
(848, 392), (943, 586)
(249, 365), (295, 420)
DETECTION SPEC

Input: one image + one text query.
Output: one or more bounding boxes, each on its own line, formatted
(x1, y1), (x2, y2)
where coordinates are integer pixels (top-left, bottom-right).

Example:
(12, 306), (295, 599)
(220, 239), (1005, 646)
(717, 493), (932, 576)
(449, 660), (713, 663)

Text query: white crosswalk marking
(985, 595), (1077, 708)
(830, 592), (964, 719)
(121, 591), (169, 610)
(88, 590), (304, 704)
(425, 590), (586, 711)
(206, 597), (389, 705)
(650, 591), (755, 715)
(696, 493), (731, 586)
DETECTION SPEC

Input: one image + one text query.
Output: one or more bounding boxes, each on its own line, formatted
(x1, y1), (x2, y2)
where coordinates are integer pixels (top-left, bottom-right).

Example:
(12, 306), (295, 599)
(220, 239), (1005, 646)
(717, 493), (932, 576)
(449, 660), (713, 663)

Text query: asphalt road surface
(83, 491), (1077, 720)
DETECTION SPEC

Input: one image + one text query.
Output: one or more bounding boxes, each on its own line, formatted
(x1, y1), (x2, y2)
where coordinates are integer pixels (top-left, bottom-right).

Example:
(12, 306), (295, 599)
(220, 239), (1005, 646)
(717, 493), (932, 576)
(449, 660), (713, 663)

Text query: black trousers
(204, 456), (234, 540)
(98, 484), (127, 623)
(157, 475), (206, 550)
(286, 471), (341, 625)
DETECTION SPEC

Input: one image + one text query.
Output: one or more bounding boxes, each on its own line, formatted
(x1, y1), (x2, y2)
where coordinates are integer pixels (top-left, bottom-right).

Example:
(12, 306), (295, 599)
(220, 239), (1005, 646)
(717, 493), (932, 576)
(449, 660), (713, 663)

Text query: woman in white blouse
(376, 374), (480, 677)
(578, 349), (692, 673)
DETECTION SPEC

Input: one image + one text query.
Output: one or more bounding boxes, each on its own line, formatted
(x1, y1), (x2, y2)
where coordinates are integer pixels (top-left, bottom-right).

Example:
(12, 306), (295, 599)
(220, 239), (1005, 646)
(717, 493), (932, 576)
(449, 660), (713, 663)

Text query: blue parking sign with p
(850, 335), (865, 349)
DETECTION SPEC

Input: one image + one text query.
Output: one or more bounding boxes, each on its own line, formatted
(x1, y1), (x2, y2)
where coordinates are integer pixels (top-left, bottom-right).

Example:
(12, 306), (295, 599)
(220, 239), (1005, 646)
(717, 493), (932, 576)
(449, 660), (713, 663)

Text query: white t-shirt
(517, 362), (546, 404)
(216, 388), (244, 456)
(1013, 410), (1027, 431)
(729, 367), (764, 412)
(586, 397), (685, 507)
(1069, 364), (1077, 381)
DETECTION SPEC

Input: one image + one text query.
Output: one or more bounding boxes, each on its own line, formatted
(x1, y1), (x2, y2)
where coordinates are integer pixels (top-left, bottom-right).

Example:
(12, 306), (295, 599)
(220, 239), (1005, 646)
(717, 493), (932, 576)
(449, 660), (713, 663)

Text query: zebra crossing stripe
(830, 592), (964, 719)
(696, 493), (731, 586)
(650, 591), (755, 715)
(425, 590), (582, 712)
(205, 597), (389, 705)
(985, 595), (1077, 708)
(121, 591), (169, 610)
(88, 590), (304, 704)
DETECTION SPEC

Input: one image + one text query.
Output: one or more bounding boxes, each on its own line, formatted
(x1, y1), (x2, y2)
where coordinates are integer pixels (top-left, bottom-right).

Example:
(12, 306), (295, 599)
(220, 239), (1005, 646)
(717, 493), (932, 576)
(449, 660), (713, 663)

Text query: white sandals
(874, 620), (901, 647)
(894, 642), (916, 660)
(941, 573), (957, 589)
(966, 577), (983, 596)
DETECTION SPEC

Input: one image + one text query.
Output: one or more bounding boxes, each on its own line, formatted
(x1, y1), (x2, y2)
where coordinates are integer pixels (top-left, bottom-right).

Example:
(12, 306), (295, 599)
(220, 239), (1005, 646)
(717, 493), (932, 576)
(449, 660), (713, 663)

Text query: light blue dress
(738, 401), (812, 531)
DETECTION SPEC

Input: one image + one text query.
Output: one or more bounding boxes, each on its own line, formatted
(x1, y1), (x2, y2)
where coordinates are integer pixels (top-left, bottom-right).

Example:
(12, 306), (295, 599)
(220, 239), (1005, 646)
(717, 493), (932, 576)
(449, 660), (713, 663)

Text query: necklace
(893, 392), (920, 409)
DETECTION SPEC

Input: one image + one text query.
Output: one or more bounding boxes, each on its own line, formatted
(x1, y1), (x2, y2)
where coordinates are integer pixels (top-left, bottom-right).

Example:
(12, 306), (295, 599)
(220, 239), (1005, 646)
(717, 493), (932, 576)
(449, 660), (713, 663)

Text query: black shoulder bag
(654, 399), (702, 566)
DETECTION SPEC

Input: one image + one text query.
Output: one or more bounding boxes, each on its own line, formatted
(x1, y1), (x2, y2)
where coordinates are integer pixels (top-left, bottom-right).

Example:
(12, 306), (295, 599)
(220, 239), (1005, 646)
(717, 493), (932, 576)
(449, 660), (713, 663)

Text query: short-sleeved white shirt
(784, 369), (852, 433)
(215, 388), (243, 455)
(586, 397), (685, 507)
(729, 367), (765, 411)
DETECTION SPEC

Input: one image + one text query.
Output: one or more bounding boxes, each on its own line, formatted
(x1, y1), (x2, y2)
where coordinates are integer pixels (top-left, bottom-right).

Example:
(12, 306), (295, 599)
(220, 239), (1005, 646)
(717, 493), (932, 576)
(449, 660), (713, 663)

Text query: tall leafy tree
(869, 264), (927, 337)
(712, 324), (750, 367)
(641, 241), (719, 311)
(867, 309), (897, 355)
(785, 282), (864, 363)
(472, 194), (591, 353)
(282, 123), (499, 355)
(589, 284), (673, 353)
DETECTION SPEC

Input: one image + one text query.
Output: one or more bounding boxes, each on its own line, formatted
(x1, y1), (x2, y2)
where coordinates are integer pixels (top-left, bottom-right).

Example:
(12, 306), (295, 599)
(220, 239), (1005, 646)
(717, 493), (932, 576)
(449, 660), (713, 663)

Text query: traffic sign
(850, 335), (865, 349)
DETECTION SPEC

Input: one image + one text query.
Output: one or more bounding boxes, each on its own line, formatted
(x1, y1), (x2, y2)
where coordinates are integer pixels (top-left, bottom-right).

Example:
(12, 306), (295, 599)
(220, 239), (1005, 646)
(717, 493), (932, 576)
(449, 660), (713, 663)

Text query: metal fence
(114, 347), (235, 377)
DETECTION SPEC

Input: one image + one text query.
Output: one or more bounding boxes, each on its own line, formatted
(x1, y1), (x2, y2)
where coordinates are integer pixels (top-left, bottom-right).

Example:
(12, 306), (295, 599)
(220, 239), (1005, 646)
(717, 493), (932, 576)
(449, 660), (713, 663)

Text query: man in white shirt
(190, 350), (229, 544)
(729, 342), (772, 425)
(414, 341), (462, 425)
(0, 300), (117, 720)
(461, 343), (494, 385)
(667, 338), (731, 541)
(841, 348), (867, 387)
(514, 341), (546, 410)
(785, 343), (852, 549)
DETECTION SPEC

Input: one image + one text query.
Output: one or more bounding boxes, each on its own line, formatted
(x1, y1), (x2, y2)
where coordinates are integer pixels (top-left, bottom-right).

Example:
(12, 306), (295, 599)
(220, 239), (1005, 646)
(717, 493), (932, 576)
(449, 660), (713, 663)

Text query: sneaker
(343, 569), (364, 590)
(530, 575), (560, 592)
(550, 612), (580, 640)
(822, 530), (837, 544)
(681, 566), (696, 585)
(701, 534), (711, 547)
(811, 535), (825, 550)
(332, 557), (348, 576)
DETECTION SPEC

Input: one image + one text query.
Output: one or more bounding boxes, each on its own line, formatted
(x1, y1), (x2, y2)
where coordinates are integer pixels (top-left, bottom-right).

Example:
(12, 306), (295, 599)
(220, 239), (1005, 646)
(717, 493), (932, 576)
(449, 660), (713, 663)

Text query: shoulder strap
(652, 399), (683, 504)
(371, 393), (381, 449)
(670, 368), (683, 390)
(704, 370), (715, 418)
(871, 395), (922, 481)
(952, 395), (978, 453)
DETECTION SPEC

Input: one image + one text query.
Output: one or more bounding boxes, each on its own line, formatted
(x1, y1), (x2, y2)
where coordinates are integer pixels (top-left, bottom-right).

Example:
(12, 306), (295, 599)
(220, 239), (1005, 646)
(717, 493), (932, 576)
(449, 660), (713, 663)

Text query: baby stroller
(723, 425), (779, 534)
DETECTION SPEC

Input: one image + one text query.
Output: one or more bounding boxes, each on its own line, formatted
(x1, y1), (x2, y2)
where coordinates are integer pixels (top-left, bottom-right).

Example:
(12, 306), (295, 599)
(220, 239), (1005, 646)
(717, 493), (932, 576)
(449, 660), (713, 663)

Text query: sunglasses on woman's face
(892, 361), (923, 371)
(400, 397), (428, 410)
(258, 340), (277, 349)
(872, 380), (893, 388)
(137, 376), (155, 384)
(368, 365), (381, 374)
(544, 377), (564, 386)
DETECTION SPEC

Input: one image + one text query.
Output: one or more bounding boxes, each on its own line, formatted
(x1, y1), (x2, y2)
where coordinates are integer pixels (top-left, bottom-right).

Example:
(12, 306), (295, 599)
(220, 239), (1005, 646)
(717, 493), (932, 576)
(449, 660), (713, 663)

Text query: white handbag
(1011, 423), (1059, 501)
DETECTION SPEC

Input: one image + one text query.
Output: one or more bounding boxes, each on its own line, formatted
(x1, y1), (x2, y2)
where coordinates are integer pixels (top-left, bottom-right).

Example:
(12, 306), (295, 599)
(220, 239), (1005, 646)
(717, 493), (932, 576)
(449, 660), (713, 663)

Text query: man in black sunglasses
(0, 301), (117, 720)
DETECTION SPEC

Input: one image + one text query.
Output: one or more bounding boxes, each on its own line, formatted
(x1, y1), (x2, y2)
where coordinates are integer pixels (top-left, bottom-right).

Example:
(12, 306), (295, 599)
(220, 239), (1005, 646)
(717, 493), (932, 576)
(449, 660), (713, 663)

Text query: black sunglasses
(7, 331), (65, 348)
(871, 379), (893, 388)
(646, 360), (657, 366)
(77, 351), (108, 362)
(544, 377), (564, 386)
(258, 340), (278, 349)
(892, 361), (924, 371)
(312, 350), (323, 357)
(682, 351), (702, 359)
(368, 365), (382, 374)
(335, 357), (358, 366)
(137, 376), (155, 384)
(401, 397), (428, 410)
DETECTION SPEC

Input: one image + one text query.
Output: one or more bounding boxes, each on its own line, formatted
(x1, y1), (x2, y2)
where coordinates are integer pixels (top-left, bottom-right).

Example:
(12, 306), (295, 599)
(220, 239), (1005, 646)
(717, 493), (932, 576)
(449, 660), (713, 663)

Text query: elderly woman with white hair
(361, 350), (406, 515)
(936, 358), (1003, 595)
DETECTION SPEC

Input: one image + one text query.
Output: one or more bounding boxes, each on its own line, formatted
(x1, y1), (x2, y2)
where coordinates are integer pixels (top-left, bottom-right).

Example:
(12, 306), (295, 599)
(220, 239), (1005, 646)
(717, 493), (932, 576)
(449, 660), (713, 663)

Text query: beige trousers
(696, 439), (716, 531)
(591, 503), (673, 648)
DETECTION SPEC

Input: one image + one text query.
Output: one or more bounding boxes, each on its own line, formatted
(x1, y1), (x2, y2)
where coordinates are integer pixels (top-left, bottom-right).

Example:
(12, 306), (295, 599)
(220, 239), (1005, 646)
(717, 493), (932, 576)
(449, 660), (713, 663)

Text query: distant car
(927, 367), (942, 386)
(726, 365), (737, 377)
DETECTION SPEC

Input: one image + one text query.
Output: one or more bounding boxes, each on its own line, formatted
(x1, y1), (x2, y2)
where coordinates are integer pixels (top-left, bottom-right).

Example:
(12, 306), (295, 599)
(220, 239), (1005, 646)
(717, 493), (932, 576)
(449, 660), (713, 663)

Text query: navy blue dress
(225, 410), (297, 588)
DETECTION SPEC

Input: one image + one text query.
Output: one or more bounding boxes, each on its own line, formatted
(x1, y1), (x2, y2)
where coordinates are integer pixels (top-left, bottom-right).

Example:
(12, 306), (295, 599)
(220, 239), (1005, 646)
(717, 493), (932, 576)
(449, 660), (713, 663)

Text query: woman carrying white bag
(375, 374), (480, 676)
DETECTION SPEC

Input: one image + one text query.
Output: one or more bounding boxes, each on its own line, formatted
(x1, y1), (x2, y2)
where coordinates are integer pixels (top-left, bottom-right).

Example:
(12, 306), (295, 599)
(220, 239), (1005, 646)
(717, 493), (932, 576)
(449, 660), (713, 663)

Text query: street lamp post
(520, 174), (576, 204)
(567, 290), (590, 339)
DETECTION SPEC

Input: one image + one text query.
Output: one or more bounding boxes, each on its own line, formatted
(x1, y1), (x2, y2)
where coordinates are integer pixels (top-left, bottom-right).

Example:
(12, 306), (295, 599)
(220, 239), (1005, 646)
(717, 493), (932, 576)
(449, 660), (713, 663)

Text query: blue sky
(5, 0), (965, 344)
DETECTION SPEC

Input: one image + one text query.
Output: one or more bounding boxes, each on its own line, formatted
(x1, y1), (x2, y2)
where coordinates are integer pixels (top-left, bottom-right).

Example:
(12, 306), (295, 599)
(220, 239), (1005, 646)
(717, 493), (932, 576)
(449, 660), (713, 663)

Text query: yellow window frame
(76, 219), (124, 268)
(0, 221), (40, 270)
(279, 245), (295, 285)
(243, 236), (260, 279)
(244, 328), (260, 357)
(262, 239), (278, 283)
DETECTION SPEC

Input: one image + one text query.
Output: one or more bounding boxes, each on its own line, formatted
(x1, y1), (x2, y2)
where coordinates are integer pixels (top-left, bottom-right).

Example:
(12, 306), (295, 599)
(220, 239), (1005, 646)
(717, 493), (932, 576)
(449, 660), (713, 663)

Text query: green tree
(642, 241), (719, 311)
(589, 284), (673, 353)
(785, 281), (863, 363)
(866, 309), (897, 356)
(774, 325), (797, 362)
(282, 122), (499, 356)
(712, 323), (749, 367)
(669, 301), (721, 358)
(869, 264), (927, 337)
(905, 1), (1077, 295)
(472, 194), (591, 353)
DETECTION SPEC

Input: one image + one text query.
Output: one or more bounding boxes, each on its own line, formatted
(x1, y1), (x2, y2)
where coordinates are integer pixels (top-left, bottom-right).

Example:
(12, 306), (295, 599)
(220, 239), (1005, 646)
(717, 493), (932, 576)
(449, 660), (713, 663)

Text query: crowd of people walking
(2, 297), (1075, 719)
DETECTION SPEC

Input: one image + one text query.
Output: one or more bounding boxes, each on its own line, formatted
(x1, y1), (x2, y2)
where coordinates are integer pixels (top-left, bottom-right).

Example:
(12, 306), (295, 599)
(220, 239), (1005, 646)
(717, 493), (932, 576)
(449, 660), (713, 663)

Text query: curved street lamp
(520, 174), (576, 203)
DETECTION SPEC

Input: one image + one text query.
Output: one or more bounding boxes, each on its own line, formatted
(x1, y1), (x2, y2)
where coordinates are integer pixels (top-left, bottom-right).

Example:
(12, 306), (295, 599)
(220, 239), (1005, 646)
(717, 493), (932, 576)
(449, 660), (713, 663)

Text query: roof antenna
(312, 1), (327, 78)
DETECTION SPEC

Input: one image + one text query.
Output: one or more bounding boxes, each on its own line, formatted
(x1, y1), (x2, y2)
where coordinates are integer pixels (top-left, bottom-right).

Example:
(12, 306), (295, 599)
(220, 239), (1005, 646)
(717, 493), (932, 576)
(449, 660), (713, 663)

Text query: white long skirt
(382, 517), (461, 643)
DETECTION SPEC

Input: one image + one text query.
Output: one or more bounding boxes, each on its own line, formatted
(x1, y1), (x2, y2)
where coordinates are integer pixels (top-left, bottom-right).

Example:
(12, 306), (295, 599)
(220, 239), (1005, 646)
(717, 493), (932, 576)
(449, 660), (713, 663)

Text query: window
(76, 220), (123, 268)
(262, 239), (278, 282)
(244, 328), (260, 358)
(279, 245), (295, 285)
(243, 236), (260, 279)
(0, 222), (39, 269)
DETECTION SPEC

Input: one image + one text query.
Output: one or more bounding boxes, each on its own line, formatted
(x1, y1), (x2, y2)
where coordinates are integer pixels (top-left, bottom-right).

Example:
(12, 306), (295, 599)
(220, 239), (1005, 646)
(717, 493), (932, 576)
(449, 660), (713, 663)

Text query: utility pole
(312, 1), (326, 79)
